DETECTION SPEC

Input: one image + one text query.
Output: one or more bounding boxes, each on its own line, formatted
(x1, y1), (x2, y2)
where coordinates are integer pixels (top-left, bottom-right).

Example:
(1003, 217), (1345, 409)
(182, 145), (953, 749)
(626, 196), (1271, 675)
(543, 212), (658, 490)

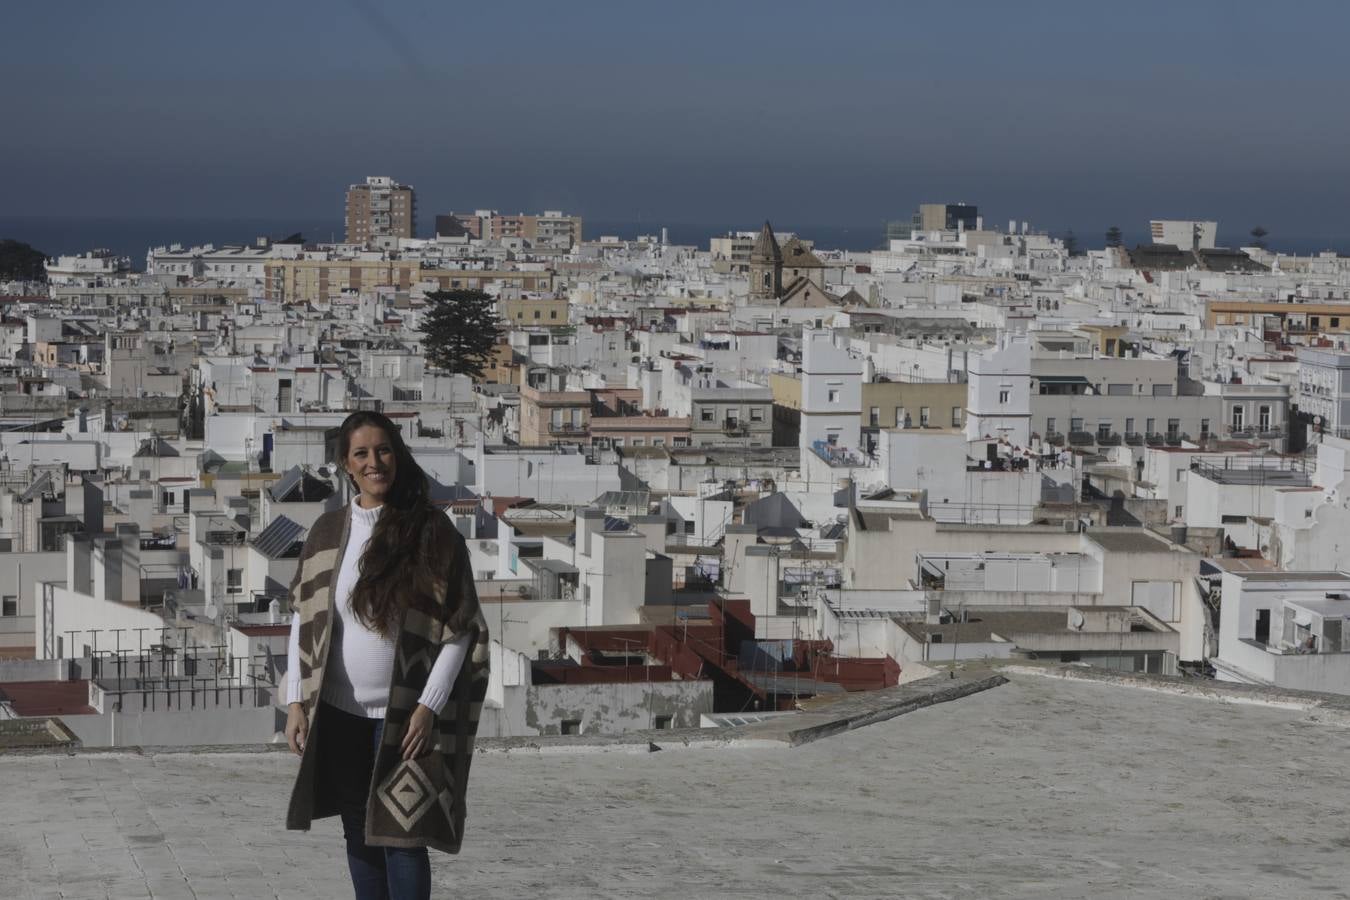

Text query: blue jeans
(317, 702), (431, 900)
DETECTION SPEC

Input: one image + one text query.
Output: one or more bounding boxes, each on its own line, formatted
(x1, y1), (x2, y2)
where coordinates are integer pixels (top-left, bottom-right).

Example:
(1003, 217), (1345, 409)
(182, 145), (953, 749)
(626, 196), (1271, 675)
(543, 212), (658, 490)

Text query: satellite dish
(204, 602), (219, 620)
(1068, 609), (1085, 631)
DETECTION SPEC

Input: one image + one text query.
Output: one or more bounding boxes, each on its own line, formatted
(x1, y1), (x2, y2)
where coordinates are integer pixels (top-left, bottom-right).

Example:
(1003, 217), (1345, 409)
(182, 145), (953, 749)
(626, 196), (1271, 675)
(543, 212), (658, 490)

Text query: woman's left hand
(402, 704), (436, 760)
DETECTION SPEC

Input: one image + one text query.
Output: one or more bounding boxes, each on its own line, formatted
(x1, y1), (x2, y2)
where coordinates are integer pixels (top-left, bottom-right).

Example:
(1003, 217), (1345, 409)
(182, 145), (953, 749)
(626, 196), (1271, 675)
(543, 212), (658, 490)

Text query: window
(673, 437), (689, 448)
(1200, 418), (1210, 437)
(1167, 418), (1180, 440)
(1151, 384), (1173, 397)
(828, 389), (840, 403)
(750, 408), (764, 422)
(869, 406), (880, 426)
(631, 439), (644, 447)
(998, 389), (1010, 404)
(1259, 406), (1271, 430)
(162, 491), (175, 507)
(896, 407), (906, 427)
(826, 430), (840, 446)
(1175, 505), (1183, 519)
(226, 568), (243, 595)
(951, 407), (962, 427)
(533, 310), (540, 319)
(550, 310), (557, 319)
(1070, 417), (1083, 433)
(919, 407), (931, 427)
(1, 595), (14, 617)
(1176, 469), (1185, 482)
(1146, 418), (1156, 435)
(1046, 417), (1056, 435)
(653, 715), (673, 730)
(700, 408), (714, 422)
(652, 438), (665, 447)
(1231, 406), (1244, 430)
(1333, 318), (1341, 328)
(1097, 422), (1112, 440)
(560, 719), (582, 735)
(1125, 417), (1135, 435)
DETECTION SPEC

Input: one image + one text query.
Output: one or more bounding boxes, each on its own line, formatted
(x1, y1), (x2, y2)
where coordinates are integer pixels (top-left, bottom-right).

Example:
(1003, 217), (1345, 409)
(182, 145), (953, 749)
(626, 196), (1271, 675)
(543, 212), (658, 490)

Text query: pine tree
(418, 289), (502, 379)
(1062, 230), (1079, 256)
(0, 239), (48, 281)
(1105, 226), (1123, 248)
(1250, 226), (1269, 250)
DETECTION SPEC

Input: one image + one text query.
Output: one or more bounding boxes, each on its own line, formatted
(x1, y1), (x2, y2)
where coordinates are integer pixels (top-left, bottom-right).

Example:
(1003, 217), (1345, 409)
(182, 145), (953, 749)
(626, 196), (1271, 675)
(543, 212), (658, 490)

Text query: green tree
(1105, 226), (1123, 248)
(0, 239), (48, 281)
(418, 289), (502, 379)
(1061, 229), (1079, 256)
(1250, 225), (1269, 250)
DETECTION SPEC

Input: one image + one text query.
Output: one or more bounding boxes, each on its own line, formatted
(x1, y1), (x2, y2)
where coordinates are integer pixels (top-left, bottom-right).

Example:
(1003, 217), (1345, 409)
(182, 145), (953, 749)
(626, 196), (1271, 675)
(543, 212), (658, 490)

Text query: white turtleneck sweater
(286, 501), (471, 719)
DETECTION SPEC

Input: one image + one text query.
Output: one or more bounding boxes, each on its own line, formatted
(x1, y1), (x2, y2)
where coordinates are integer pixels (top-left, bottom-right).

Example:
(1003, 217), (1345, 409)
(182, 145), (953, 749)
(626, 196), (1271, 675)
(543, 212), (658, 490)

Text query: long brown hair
(336, 411), (444, 635)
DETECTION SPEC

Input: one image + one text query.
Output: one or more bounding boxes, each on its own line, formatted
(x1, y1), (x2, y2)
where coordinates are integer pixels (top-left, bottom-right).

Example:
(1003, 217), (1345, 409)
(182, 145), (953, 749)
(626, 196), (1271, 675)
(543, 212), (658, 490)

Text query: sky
(4, 0), (1349, 247)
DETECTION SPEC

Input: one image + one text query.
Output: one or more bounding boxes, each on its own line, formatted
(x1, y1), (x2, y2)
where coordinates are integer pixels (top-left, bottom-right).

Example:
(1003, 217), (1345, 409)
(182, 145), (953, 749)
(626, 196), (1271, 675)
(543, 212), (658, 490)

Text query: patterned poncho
(284, 504), (490, 854)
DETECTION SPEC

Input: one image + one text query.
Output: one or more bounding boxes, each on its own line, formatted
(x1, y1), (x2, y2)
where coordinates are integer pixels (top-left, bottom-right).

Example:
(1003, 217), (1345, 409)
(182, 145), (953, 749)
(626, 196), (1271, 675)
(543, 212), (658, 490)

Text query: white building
(1213, 570), (1350, 694)
(799, 328), (863, 464)
(1296, 347), (1350, 435)
(1150, 219), (1217, 250)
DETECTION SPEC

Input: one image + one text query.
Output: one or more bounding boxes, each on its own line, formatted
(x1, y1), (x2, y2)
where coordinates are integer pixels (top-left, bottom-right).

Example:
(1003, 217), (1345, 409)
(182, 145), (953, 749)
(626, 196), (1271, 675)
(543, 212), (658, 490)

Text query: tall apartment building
(345, 176), (416, 245)
(438, 210), (583, 248)
(914, 203), (979, 232)
(1150, 219), (1217, 250)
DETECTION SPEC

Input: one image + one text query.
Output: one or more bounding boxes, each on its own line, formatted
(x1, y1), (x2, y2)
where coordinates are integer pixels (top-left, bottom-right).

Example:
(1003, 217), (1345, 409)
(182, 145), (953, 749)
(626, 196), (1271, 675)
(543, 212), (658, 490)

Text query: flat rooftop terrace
(2, 674), (1347, 899)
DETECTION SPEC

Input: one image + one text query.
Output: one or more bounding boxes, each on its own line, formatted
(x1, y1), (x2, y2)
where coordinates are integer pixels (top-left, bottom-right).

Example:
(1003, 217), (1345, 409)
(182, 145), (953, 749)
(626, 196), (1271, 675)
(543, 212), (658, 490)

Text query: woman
(283, 411), (490, 900)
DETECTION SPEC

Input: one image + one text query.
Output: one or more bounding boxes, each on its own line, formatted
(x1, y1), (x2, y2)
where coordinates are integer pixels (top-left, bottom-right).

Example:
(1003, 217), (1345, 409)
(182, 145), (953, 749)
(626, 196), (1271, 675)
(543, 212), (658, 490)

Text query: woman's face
(344, 425), (397, 506)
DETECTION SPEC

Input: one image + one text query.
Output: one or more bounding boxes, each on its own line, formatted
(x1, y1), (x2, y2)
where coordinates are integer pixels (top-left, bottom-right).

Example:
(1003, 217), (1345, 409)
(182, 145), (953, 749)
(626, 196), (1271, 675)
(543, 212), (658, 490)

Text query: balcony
(722, 419), (747, 435)
(810, 440), (866, 467)
(548, 422), (587, 435)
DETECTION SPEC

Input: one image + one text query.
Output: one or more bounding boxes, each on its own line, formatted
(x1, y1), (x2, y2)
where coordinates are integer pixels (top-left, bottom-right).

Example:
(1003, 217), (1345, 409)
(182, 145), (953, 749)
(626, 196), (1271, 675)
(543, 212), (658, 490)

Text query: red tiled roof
(0, 680), (97, 716)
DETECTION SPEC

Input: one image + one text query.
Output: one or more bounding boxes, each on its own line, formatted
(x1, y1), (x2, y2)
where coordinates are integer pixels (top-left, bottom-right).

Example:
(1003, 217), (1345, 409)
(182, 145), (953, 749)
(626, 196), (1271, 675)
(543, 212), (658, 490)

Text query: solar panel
(252, 515), (306, 559)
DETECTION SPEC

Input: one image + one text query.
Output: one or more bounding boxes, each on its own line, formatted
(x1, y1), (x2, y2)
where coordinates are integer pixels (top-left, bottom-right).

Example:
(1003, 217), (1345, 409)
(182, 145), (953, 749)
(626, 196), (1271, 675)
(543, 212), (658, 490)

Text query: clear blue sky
(5, 0), (1348, 245)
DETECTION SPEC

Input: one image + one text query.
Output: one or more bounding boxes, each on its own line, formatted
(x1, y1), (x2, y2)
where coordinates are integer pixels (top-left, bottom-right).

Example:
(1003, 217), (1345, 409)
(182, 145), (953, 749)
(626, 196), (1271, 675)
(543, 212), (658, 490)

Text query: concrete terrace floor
(2, 674), (1349, 900)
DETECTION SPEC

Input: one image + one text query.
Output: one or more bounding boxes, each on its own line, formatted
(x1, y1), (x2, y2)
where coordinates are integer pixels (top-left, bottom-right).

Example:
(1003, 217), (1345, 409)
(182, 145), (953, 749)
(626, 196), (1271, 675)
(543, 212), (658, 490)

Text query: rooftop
(0, 674), (1346, 897)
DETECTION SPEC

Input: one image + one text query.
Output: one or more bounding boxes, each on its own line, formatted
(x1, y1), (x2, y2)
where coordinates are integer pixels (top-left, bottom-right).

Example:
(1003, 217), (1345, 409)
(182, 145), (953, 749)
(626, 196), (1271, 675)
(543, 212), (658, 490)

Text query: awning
(1033, 375), (1091, 385)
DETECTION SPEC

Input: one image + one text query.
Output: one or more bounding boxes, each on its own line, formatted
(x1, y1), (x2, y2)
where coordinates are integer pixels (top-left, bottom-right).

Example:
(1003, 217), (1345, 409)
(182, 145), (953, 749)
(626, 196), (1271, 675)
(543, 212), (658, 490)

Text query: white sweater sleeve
(416, 631), (474, 715)
(285, 611), (302, 706)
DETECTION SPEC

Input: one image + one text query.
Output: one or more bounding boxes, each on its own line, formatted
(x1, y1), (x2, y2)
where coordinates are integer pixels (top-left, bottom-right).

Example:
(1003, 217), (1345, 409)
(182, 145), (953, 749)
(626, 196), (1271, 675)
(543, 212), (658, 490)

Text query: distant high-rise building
(434, 209), (583, 248)
(914, 203), (979, 233)
(434, 213), (482, 240)
(345, 176), (416, 245)
(1150, 219), (1217, 251)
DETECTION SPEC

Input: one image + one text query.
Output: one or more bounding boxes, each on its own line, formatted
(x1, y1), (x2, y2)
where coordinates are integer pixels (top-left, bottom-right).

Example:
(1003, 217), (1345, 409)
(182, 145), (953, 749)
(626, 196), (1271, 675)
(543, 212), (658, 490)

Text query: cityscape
(2, 2), (1349, 897)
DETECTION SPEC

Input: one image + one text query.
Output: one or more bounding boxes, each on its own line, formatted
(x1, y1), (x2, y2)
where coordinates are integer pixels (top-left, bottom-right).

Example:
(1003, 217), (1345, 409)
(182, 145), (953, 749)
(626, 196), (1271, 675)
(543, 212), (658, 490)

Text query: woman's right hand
(285, 702), (308, 756)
